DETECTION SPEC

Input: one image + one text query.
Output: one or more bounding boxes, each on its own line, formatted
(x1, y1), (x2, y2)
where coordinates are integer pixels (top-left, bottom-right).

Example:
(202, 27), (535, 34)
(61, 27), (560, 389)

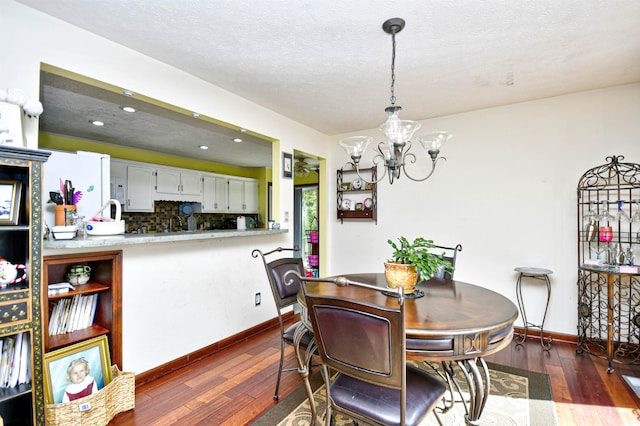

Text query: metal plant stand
(514, 267), (553, 350)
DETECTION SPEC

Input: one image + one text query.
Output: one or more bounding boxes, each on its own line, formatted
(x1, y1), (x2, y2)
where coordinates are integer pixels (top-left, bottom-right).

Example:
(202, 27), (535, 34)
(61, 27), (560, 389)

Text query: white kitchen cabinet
(155, 169), (180, 194)
(180, 172), (203, 196)
(126, 164), (155, 212)
(155, 168), (202, 200)
(228, 178), (258, 213)
(243, 180), (258, 213)
(202, 174), (228, 213)
(228, 179), (244, 212)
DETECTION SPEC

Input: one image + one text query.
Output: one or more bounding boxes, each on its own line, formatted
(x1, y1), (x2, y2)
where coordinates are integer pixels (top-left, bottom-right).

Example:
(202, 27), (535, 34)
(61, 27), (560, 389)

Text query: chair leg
(274, 337), (285, 400)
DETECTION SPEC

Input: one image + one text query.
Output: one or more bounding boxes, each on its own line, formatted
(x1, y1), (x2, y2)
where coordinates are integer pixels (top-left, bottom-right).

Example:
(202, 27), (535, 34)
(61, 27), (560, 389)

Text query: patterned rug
(252, 362), (557, 425)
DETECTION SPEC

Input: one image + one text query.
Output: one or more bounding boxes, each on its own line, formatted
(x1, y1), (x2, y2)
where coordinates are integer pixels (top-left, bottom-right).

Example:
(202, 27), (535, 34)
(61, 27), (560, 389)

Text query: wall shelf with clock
(337, 167), (377, 224)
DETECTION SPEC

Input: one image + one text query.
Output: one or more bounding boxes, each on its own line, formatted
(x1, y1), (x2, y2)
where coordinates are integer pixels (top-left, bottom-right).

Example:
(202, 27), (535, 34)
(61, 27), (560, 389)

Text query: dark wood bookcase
(0, 146), (50, 425)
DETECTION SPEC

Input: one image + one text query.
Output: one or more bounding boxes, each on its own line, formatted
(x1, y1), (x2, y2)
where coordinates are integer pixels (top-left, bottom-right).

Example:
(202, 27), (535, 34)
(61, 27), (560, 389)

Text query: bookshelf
(0, 146), (50, 425)
(42, 251), (123, 369)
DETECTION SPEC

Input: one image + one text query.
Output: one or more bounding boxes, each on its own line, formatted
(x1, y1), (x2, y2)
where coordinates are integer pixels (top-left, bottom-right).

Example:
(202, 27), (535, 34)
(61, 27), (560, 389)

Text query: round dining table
(295, 273), (518, 426)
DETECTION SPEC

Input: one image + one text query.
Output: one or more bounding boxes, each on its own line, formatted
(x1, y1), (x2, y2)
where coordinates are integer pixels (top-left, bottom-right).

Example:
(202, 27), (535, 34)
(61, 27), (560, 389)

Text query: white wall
(325, 83), (640, 336)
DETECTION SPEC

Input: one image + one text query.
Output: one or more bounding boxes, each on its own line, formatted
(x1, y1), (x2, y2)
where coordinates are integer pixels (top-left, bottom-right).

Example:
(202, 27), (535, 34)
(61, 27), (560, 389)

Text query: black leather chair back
(267, 257), (305, 307)
(306, 286), (405, 390)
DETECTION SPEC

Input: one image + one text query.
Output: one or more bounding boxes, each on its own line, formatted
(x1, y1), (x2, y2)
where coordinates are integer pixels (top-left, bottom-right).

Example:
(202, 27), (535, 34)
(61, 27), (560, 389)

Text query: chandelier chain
(390, 32), (397, 106)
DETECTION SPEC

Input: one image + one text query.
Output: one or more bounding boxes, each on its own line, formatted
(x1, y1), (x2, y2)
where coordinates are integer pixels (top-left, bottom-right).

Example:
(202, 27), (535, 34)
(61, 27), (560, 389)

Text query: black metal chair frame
(431, 243), (462, 279)
(252, 246), (314, 400)
(297, 274), (446, 426)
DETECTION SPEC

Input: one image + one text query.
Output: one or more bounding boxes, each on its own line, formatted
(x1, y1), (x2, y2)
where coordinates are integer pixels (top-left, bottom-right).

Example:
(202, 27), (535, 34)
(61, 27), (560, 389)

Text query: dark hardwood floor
(111, 324), (640, 425)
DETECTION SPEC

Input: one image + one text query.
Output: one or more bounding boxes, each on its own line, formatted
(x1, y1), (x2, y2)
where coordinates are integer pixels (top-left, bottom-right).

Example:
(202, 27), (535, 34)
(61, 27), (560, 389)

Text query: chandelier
(339, 18), (452, 184)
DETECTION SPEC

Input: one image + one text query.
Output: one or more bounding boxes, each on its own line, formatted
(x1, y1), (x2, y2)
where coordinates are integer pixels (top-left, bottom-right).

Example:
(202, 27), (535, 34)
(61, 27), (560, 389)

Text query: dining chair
(431, 243), (462, 279)
(301, 275), (447, 426)
(251, 246), (314, 400)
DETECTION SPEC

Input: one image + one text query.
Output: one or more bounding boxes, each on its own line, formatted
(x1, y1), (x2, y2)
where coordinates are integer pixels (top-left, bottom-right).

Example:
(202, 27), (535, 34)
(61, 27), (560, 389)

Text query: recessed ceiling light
(233, 138), (242, 143)
(122, 90), (135, 97)
(240, 128), (247, 133)
(90, 120), (105, 126)
(120, 106), (136, 113)
(192, 113), (200, 118)
(199, 145), (209, 150)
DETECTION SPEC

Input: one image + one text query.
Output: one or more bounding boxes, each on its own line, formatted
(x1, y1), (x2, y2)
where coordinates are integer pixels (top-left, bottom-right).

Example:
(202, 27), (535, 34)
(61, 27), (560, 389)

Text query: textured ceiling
(39, 71), (274, 168)
(18, 0), (640, 166)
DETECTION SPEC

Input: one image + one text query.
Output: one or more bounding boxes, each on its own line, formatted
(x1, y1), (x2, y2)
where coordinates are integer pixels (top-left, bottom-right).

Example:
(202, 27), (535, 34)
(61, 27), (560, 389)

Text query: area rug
(252, 362), (557, 425)
(622, 375), (640, 399)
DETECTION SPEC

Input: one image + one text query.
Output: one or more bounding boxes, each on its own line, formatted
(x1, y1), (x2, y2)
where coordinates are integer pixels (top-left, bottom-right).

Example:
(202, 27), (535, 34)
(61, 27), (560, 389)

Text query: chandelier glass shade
(339, 18), (452, 184)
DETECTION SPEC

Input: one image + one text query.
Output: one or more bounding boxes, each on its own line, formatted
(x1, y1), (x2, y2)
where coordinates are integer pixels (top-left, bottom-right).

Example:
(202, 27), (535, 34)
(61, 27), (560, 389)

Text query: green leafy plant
(387, 236), (453, 282)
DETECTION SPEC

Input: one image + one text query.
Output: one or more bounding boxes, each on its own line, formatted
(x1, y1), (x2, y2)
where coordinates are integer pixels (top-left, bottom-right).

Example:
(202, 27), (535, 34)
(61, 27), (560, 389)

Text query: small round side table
(514, 267), (553, 351)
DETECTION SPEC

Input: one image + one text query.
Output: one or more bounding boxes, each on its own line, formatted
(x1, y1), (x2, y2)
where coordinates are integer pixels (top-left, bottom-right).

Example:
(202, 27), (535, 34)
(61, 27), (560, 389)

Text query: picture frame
(340, 182), (352, 191)
(282, 152), (293, 178)
(365, 182), (374, 190)
(0, 101), (25, 148)
(0, 180), (22, 225)
(43, 336), (112, 405)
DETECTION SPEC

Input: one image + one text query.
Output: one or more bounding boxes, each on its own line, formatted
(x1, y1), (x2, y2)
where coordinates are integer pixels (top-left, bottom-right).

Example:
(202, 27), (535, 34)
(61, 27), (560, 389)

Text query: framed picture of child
(43, 335), (112, 404)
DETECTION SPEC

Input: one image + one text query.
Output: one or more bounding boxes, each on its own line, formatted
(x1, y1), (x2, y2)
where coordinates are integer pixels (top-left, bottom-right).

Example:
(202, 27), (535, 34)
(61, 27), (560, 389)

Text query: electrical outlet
(284, 211), (289, 222)
(255, 292), (261, 306)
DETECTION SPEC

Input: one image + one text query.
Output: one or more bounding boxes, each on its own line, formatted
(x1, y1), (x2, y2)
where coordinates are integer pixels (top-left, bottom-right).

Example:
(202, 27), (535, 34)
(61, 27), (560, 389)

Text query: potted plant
(385, 236), (452, 294)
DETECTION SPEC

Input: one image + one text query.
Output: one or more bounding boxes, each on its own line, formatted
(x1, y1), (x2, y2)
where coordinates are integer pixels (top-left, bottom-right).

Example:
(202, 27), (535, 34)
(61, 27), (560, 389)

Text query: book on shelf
(49, 293), (99, 335)
(0, 335), (14, 387)
(7, 332), (22, 388)
(18, 335), (30, 385)
(0, 332), (29, 389)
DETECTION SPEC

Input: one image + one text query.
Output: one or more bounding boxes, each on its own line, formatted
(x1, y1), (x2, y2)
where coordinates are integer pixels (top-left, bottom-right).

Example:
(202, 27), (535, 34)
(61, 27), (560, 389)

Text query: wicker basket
(45, 365), (135, 425)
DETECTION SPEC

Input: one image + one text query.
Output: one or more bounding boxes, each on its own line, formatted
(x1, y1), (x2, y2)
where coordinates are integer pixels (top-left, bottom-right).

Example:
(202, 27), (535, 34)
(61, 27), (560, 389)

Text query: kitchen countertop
(43, 228), (288, 249)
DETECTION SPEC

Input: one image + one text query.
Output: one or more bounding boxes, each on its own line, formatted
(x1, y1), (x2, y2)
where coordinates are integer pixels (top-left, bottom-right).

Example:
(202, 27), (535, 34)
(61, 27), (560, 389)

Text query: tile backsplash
(120, 201), (260, 233)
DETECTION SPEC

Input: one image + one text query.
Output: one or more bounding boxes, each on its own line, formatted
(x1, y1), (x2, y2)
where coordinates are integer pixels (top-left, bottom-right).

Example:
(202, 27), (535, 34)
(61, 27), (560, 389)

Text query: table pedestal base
(427, 358), (490, 426)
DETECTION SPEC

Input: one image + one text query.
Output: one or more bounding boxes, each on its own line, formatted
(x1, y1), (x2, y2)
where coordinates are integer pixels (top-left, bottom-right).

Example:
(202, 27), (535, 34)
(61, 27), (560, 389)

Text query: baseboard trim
(134, 311), (295, 386)
(513, 326), (578, 344)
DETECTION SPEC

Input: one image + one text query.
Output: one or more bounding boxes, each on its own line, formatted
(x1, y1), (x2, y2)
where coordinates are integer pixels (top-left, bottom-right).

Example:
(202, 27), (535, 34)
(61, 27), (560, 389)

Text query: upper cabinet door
(214, 177), (228, 212)
(243, 180), (259, 213)
(126, 165), (155, 212)
(228, 179), (244, 212)
(180, 172), (202, 196)
(202, 175), (216, 213)
(156, 169), (180, 194)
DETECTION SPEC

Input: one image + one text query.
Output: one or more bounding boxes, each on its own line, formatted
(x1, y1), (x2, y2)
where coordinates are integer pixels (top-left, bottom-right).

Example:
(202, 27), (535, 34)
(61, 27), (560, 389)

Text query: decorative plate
(352, 178), (365, 190)
(180, 203), (194, 215)
(363, 197), (373, 210)
(341, 199), (352, 210)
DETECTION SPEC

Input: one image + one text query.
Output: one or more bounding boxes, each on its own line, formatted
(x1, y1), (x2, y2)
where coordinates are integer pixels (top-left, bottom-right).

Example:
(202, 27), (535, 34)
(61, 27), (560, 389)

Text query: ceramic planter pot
(384, 261), (418, 294)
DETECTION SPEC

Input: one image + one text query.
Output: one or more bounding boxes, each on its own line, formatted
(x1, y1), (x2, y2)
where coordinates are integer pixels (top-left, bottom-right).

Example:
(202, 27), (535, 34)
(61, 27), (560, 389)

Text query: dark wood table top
(301, 273), (519, 361)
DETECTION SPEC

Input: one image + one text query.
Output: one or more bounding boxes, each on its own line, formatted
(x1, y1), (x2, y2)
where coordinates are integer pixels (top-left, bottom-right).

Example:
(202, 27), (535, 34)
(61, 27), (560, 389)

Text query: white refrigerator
(43, 150), (111, 228)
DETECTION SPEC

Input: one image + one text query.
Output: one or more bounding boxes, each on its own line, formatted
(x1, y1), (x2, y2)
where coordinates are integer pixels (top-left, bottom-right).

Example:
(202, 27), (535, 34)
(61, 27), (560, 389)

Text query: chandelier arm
(343, 161), (387, 184)
(344, 157), (389, 185)
(402, 156), (448, 182)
